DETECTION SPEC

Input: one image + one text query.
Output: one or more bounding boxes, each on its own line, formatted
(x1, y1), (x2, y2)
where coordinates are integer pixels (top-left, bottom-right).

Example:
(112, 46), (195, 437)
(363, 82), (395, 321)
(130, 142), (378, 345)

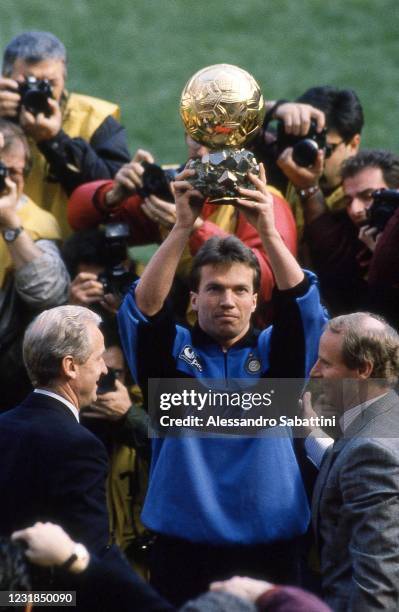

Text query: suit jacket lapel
(311, 439), (344, 546)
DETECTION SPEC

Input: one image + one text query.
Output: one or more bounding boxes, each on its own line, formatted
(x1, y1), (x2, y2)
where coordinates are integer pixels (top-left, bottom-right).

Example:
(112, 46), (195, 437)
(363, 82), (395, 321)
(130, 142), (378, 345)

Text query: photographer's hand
(84, 380), (131, 421)
(277, 146), (324, 189)
(105, 148), (154, 208)
(68, 272), (105, 306)
(0, 77), (20, 118)
(358, 224), (380, 252)
(0, 177), (48, 269)
(141, 194), (176, 229)
(99, 292), (121, 314)
(19, 97), (62, 141)
(0, 177), (20, 229)
(277, 147), (327, 224)
(273, 102), (325, 136)
(142, 193), (204, 232)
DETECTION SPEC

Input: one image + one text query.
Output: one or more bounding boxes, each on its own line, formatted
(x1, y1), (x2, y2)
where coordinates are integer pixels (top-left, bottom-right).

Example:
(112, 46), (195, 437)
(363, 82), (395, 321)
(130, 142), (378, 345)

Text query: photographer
(0, 31), (130, 237)
(63, 225), (137, 315)
(275, 86), (363, 239)
(281, 148), (399, 323)
(0, 118), (69, 410)
(67, 146), (298, 327)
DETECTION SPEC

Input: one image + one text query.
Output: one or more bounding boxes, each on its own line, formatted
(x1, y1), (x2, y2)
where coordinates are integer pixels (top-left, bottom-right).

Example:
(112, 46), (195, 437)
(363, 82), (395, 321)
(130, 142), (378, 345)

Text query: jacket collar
(191, 323), (259, 350)
(19, 391), (79, 423)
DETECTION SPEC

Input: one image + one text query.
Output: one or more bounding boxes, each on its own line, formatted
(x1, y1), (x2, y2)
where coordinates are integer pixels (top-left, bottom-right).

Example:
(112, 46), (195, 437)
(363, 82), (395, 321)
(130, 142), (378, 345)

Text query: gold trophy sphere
(180, 63), (265, 149)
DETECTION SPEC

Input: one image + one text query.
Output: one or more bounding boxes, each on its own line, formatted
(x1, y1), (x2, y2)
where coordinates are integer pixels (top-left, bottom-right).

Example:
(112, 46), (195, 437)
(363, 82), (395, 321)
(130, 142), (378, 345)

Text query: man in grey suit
(305, 312), (399, 611)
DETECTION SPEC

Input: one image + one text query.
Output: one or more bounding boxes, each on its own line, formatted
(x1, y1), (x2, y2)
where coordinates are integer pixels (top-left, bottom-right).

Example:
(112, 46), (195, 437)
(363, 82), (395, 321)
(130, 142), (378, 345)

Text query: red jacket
(68, 180), (297, 322)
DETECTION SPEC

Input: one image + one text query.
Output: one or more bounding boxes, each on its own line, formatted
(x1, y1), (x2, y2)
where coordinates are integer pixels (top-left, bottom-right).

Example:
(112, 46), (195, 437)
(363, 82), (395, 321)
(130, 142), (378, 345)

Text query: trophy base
(186, 149), (259, 204)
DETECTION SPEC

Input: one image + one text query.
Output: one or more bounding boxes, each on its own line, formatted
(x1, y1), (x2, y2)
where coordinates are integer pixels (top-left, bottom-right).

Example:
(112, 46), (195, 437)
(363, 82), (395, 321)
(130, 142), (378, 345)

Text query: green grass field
(1, 0), (398, 165)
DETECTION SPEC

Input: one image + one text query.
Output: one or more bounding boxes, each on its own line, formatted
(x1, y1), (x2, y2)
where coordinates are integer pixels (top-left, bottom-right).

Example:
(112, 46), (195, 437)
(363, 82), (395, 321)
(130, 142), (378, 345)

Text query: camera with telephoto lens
(0, 161), (9, 194)
(18, 76), (53, 116)
(137, 162), (178, 203)
(276, 119), (327, 167)
(367, 189), (399, 232)
(97, 222), (134, 298)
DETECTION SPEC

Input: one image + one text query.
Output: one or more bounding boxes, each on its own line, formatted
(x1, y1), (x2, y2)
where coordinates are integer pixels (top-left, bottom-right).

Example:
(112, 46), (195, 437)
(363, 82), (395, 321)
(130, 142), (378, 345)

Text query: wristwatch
(296, 185), (321, 202)
(2, 226), (23, 243)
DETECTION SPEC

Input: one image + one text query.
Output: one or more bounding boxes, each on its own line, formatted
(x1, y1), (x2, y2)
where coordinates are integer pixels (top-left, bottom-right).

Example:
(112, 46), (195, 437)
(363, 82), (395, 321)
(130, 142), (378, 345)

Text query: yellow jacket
(0, 195), (61, 288)
(24, 93), (121, 238)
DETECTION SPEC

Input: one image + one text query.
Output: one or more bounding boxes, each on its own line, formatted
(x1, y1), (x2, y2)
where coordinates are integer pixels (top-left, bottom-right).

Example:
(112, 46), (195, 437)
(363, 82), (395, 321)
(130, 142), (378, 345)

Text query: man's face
(190, 262), (257, 349)
(73, 322), (107, 408)
(310, 329), (362, 411)
(311, 330), (358, 380)
(343, 166), (388, 227)
(320, 129), (360, 191)
(0, 140), (26, 198)
(10, 58), (66, 103)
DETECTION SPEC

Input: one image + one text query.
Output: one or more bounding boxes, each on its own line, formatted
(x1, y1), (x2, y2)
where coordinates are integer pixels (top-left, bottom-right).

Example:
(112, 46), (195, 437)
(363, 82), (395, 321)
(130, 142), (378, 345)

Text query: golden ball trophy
(180, 63), (265, 203)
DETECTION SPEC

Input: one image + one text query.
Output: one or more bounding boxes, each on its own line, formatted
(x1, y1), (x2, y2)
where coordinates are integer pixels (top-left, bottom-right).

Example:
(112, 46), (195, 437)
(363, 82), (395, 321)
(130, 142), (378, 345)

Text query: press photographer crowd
(1, 30), (399, 612)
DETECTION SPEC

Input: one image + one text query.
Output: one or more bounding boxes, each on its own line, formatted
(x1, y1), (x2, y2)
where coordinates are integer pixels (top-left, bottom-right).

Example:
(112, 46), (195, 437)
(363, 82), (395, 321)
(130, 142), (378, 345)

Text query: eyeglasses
(325, 140), (345, 159)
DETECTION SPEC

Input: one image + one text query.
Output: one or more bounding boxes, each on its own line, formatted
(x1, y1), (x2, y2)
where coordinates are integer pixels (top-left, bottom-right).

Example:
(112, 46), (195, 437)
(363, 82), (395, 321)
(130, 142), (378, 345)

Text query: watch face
(4, 229), (15, 241)
(3, 227), (21, 242)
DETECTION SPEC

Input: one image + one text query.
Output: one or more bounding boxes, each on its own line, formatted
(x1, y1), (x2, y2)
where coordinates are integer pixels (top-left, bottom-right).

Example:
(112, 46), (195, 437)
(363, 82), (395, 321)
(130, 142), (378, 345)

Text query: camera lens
(292, 139), (319, 168)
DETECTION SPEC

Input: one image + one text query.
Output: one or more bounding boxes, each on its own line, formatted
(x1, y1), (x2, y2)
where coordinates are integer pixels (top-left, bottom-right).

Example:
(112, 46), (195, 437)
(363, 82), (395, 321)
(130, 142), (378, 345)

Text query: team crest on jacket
(179, 345), (203, 372)
(245, 354), (261, 374)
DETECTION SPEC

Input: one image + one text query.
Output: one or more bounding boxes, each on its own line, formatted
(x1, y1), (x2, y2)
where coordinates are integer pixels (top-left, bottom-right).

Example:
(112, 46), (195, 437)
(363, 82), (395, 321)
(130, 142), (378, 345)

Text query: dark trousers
(150, 534), (301, 607)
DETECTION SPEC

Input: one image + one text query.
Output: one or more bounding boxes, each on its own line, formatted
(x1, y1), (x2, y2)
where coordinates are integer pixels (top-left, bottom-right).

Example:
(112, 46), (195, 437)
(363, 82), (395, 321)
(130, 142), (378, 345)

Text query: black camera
(0, 161), (9, 193)
(18, 76), (53, 116)
(97, 368), (117, 395)
(367, 189), (399, 232)
(98, 223), (135, 297)
(277, 119), (327, 167)
(137, 162), (178, 203)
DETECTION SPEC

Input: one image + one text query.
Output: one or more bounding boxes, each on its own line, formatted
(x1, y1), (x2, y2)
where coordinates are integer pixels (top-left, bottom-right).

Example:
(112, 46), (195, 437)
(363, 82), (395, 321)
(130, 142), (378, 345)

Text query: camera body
(97, 368), (117, 395)
(0, 161), (9, 193)
(137, 162), (178, 203)
(277, 119), (327, 167)
(367, 189), (399, 232)
(18, 76), (53, 116)
(97, 222), (134, 297)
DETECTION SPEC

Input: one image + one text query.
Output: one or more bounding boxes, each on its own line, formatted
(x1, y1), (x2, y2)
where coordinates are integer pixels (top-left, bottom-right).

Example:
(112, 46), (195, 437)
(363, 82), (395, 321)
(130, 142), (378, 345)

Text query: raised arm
(236, 164), (304, 290)
(277, 148), (328, 224)
(135, 169), (204, 316)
